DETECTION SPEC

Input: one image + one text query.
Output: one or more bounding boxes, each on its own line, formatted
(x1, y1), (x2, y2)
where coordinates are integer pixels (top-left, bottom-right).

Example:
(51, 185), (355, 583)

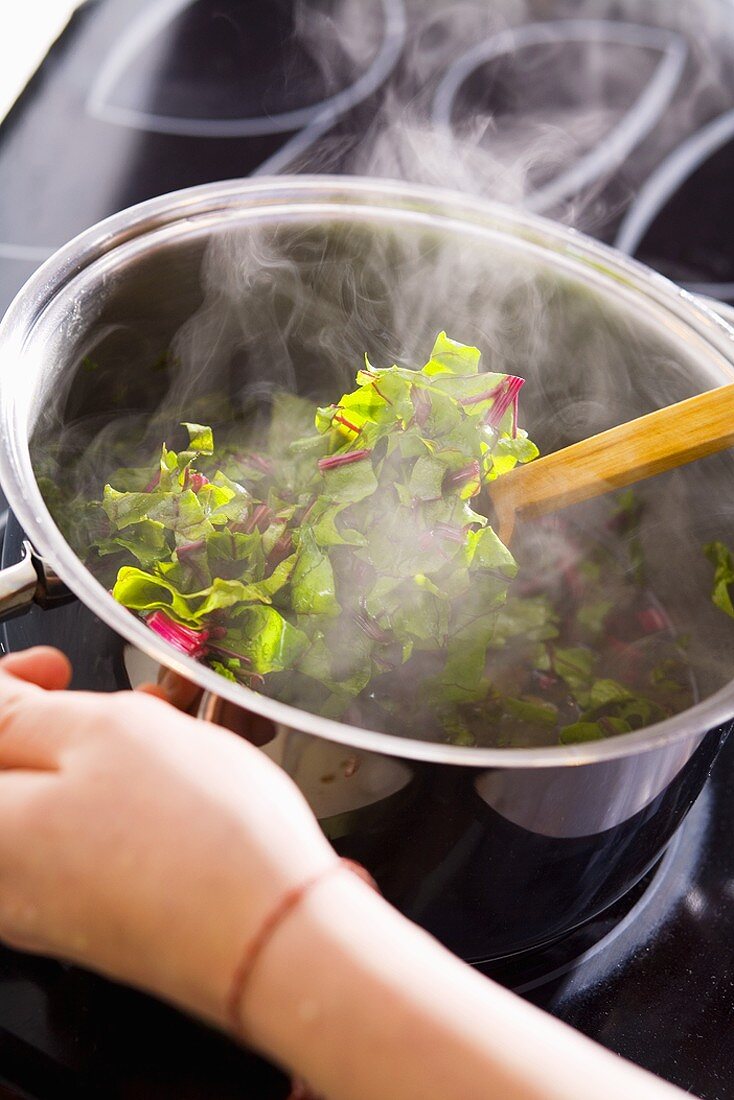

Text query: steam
(30, 0), (734, 736)
(272, 0), (734, 237)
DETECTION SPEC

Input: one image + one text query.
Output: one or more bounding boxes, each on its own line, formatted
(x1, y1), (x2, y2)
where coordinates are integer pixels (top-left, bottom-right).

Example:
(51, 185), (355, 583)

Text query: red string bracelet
(226, 858), (377, 1067)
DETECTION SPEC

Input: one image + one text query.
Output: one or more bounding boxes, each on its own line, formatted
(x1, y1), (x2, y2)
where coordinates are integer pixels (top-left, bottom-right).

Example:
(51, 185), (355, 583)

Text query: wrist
(134, 821), (339, 1034)
(226, 858), (369, 1040)
(235, 865), (385, 1062)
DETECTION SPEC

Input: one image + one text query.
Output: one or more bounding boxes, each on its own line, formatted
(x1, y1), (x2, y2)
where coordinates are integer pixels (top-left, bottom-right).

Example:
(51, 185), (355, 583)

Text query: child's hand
(0, 647), (336, 1027)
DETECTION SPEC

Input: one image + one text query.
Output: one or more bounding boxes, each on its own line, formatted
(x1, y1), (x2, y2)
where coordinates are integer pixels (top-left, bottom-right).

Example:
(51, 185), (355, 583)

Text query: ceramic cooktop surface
(2, 2), (734, 1097)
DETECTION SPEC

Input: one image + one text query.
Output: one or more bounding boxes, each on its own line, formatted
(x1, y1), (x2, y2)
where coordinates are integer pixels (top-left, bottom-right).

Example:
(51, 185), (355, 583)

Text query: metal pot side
(202, 693), (729, 960)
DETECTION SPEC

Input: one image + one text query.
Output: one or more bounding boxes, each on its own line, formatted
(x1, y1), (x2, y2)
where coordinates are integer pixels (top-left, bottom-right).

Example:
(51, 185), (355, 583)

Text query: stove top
(2, 2), (734, 1097)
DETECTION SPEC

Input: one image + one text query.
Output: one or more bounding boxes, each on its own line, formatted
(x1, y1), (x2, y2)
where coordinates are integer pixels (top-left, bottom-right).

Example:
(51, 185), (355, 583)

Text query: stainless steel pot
(1, 177), (733, 961)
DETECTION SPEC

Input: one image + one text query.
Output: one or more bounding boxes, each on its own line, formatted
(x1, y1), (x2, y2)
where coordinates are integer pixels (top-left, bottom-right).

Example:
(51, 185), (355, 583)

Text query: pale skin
(0, 647), (691, 1100)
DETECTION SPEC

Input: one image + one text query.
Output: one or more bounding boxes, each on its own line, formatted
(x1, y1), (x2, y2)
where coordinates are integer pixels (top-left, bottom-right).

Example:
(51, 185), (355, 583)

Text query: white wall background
(0, 2), (80, 121)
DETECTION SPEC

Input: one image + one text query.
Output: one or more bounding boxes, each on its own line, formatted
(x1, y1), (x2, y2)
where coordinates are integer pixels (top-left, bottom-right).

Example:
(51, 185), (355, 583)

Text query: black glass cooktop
(2, 2), (734, 1097)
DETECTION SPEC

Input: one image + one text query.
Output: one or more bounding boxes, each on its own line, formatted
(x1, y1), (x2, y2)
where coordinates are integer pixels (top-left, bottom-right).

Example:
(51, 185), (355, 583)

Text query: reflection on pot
(201, 689), (729, 962)
(473, 732), (704, 838)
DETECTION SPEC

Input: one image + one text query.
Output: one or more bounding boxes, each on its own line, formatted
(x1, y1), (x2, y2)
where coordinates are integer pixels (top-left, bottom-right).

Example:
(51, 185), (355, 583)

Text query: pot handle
(0, 541), (74, 624)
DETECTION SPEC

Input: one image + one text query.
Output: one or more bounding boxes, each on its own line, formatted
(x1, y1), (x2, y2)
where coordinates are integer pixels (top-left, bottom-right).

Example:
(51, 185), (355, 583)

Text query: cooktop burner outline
(248, 0), (407, 177)
(510, 782), (710, 998)
(86, 0), (407, 142)
(431, 19), (687, 217)
(615, 107), (734, 301)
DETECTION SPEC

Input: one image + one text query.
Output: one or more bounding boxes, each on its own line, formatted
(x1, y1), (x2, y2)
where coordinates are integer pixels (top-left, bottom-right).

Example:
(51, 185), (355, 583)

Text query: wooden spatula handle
(491, 382), (734, 543)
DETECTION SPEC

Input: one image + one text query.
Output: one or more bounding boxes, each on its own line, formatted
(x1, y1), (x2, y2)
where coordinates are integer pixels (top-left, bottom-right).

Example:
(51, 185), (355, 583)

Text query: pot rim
(2, 174), (734, 769)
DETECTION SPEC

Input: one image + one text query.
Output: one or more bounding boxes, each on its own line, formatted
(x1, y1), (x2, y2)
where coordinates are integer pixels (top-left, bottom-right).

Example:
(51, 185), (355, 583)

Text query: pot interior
(21, 189), (734, 745)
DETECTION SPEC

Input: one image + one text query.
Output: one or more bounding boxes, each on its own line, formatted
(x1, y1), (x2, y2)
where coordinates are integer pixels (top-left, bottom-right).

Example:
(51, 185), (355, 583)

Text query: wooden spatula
(490, 383), (734, 544)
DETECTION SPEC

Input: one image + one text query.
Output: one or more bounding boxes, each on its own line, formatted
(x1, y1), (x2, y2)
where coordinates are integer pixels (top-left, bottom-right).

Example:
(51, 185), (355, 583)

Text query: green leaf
(559, 722), (605, 744)
(319, 620), (375, 696)
(194, 575), (277, 616)
(296, 635), (333, 682)
(210, 660), (239, 683)
(490, 597), (558, 647)
(319, 458), (378, 504)
(204, 529), (264, 580)
(112, 567), (198, 625)
(310, 502), (367, 548)
(391, 587), (449, 645)
(560, 717), (632, 743)
(101, 520), (168, 567)
(182, 423), (214, 455)
(291, 529), (340, 617)
(202, 472), (250, 524)
(107, 466), (159, 492)
(588, 678), (634, 709)
(705, 540), (734, 618)
(224, 607), (309, 673)
(423, 332), (482, 376)
(103, 486), (166, 529)
(433, 640), (488, 704)
(577, 599), (613, 635)
(543, 647), (596, 697)
(149, 489), (215, 543)
(504, 696), (558, 727)
(490, 431), (540, 476)
(465, 526), (518, 577)
(408, 454), (446, 501)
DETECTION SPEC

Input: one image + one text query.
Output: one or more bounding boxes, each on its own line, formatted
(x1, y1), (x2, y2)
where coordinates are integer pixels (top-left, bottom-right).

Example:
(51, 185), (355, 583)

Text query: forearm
(0, 653), (686, 1100)
(240, 870), (687, 1100)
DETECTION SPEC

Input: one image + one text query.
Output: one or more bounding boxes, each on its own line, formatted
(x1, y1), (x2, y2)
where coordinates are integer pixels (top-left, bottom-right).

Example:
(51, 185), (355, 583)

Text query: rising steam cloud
(274, 0), (734, 237)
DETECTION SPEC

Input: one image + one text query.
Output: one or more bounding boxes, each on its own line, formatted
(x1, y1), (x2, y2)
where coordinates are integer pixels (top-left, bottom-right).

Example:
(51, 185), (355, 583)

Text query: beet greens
(84, 333), (692, 746)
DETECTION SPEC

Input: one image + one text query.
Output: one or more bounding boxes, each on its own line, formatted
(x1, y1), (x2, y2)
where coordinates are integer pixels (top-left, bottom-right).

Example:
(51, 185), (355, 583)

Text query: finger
(137, 680), (199, 716)
(0, 648), (72, 692)
(155, 668), (203, 714)
(136, 682), (169, 701)
(209, 697), (277, 747)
